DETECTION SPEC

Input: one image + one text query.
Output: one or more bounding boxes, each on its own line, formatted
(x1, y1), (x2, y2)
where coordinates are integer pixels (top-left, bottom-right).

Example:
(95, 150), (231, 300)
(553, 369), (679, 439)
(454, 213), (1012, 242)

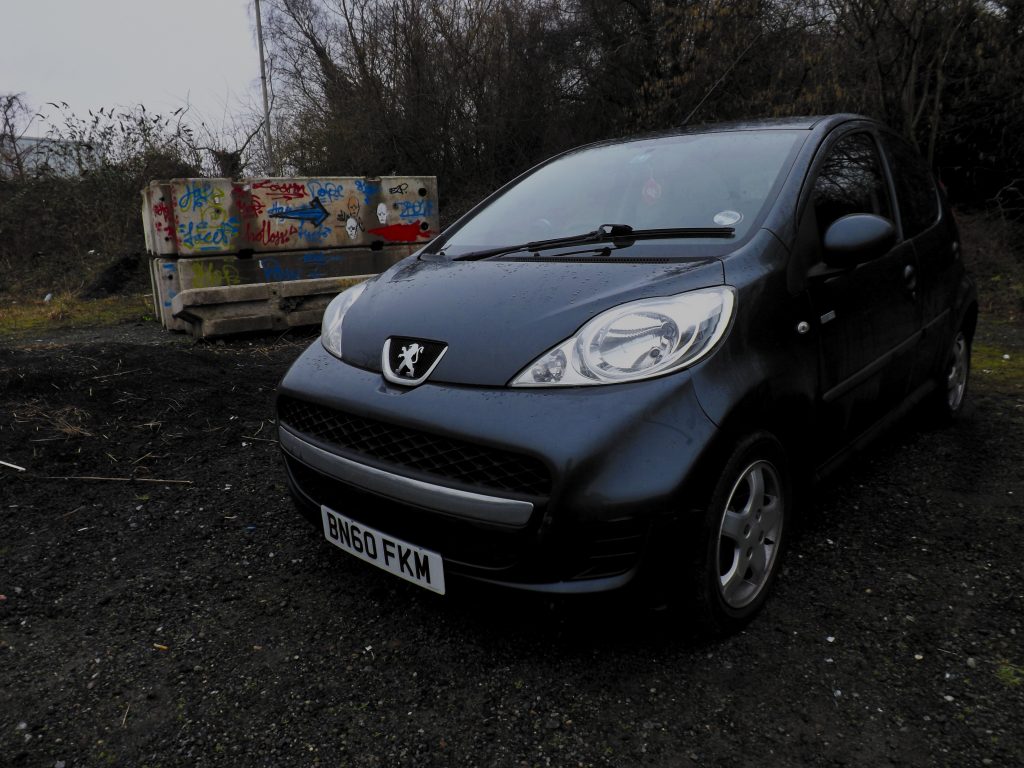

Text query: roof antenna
(681, 33), (763, 127)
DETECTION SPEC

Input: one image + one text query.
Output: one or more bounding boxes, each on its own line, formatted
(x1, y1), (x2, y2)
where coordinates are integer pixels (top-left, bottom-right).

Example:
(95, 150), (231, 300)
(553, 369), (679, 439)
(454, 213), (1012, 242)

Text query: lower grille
(286, 455), (647, 581)
(568, 519), (648, 580)
(277, 396), (551, 497)
(285, 456), (528, 570)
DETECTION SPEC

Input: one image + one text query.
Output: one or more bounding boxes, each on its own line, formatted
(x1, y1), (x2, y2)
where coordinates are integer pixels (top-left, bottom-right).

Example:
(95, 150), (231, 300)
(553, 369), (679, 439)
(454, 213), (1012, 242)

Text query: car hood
(341, 255), (725, 386)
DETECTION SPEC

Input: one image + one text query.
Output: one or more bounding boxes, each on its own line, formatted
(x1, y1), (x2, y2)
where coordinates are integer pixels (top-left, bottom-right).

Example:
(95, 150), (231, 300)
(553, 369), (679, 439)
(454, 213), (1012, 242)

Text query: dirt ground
(1, 307), (1023, 766)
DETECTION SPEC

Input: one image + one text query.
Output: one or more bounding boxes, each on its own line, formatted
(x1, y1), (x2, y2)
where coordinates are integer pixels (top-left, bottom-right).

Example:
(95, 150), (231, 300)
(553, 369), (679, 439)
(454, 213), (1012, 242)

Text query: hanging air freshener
(642, 176), (662, 205)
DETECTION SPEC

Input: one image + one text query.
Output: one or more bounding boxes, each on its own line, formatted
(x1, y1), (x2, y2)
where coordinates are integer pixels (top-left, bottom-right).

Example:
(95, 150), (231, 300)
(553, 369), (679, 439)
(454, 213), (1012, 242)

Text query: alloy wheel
(947, 331), (968, 412)
(715, 460), (785, 610)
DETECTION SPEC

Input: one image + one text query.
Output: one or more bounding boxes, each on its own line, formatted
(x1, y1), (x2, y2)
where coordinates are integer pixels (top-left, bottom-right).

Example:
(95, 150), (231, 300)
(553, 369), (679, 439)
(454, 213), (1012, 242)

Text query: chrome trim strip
(279, 425), (534, 527)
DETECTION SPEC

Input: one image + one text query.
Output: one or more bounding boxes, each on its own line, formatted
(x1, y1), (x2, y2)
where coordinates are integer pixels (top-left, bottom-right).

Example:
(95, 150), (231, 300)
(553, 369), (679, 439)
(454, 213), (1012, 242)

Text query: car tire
(926, 327), (971, 424)
(686, 433), (791, 635)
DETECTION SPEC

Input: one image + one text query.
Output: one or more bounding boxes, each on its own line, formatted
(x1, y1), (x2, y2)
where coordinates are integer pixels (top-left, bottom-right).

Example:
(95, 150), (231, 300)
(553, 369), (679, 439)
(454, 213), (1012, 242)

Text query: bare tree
(0, 93), (50, 180)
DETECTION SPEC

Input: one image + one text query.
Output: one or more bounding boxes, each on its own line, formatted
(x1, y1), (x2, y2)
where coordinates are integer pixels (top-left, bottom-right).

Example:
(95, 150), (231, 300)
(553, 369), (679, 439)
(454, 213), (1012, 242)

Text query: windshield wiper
(444, 223), (735, 262)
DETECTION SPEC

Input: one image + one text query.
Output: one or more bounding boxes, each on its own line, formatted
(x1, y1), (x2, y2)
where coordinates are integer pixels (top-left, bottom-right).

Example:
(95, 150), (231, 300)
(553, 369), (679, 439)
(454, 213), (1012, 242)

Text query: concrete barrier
(170, 275), (371, 337)
(142, 176), (438, 337)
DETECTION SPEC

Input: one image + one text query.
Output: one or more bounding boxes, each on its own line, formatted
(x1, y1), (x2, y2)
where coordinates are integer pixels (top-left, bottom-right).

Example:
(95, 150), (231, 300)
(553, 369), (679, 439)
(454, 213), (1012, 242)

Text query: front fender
(691, 236), (817, 463)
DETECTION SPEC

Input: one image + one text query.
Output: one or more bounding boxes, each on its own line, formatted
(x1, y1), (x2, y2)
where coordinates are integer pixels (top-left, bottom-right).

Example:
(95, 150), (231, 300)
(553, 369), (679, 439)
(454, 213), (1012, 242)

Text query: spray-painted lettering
(398, 199), (434, 220)
(301, 252), (345, 279)
(177, 182), (223, 212)
(177, 217), (240, 252)
(294, 227), (332, 243)
(252, 180), (308, 201)
(307, 180), (345, 203)
(231, 187), (266, 219)
(246, 220), (298, 246)
(261, 258), (301, 282)
(153, 201), (173, 236)
(190, 262), (241, 289)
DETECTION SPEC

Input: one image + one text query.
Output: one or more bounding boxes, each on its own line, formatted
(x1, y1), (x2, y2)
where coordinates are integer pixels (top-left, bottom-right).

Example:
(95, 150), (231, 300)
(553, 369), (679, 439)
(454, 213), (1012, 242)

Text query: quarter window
(881, 134), (939, 238)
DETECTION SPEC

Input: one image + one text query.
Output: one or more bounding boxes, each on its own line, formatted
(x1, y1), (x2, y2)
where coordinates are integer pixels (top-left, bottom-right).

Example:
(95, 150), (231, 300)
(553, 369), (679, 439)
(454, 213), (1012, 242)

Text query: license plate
(321, 506), (446, 595)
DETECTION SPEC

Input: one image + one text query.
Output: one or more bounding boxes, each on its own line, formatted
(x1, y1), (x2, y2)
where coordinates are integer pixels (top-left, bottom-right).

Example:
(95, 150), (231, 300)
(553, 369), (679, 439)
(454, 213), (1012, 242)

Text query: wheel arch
(955, 273), (978, 341)
(680, 384), (813, 518)
(961, 299), (978, 341)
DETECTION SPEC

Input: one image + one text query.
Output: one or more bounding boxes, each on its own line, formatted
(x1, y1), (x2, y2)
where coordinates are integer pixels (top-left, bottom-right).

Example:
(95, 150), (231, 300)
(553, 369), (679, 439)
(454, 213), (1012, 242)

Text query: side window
(881, 134), (940, 238)
(812, 132), (892, 238)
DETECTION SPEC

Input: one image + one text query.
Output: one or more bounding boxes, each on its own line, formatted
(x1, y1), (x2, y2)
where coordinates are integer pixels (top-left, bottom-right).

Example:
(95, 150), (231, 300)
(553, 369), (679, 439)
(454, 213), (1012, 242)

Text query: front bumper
(277, 340), (719, 592)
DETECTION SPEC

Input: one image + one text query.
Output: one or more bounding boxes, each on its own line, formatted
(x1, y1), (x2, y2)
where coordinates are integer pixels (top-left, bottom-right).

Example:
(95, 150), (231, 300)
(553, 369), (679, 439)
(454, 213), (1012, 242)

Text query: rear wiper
(444, 223), (734, 262)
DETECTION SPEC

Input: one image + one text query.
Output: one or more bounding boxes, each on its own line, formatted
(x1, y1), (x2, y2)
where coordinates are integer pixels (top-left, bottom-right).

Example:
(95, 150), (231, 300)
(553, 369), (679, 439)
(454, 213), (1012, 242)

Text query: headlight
(511, 287), (735, 387)
(321, 281), (368, 359)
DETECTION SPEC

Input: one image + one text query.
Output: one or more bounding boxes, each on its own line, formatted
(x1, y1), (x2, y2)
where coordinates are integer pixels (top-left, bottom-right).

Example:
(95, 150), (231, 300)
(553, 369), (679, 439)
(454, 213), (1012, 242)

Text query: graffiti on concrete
(368, 221), (435, 242)
(269, 197), (330, 228)
(143, 176), (439, 256)
(172, 249), (420, 292)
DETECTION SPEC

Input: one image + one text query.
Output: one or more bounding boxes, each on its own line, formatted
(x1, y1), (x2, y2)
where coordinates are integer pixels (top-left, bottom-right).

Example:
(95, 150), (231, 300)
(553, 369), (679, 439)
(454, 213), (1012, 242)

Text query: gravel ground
(1, 319), (1022, 768)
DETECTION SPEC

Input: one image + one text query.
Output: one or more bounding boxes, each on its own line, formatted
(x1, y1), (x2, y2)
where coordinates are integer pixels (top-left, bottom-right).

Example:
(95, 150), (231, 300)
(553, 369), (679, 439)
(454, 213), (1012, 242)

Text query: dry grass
(0, 292), (156, 338)
(12, 401), (94, 438)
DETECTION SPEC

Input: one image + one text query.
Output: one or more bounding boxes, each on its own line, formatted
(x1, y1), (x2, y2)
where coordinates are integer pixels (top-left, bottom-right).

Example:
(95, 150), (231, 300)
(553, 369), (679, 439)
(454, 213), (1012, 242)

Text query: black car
(276, 114), (976, 632)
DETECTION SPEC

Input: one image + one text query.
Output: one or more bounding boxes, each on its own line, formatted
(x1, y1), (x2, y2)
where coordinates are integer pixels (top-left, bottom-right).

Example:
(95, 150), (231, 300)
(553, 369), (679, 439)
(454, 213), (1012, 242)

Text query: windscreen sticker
(713, 210), (743, 226)
(642, 177), (662, 205)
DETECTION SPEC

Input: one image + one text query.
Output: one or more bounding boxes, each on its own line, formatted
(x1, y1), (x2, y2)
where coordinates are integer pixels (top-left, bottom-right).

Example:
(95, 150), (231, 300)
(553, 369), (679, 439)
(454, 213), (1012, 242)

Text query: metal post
(255, 0), (276, 175)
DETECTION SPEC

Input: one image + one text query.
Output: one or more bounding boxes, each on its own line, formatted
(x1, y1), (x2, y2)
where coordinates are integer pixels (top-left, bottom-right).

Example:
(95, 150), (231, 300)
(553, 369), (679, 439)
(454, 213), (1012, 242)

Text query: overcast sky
(1, 0), (262, 136)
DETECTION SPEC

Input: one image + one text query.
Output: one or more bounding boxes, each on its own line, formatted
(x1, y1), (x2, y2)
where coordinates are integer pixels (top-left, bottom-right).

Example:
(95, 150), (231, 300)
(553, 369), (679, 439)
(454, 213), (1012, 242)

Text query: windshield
(439, 130), (804, 256)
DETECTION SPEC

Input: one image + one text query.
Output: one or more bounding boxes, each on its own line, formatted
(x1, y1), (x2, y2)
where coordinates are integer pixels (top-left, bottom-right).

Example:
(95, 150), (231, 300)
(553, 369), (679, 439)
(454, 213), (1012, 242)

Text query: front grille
(277, 396), (551, 497)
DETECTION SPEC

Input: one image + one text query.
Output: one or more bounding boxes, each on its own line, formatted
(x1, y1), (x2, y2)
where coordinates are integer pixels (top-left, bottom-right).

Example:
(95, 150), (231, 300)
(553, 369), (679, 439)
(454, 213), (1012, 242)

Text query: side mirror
(823, 213), (896, 267)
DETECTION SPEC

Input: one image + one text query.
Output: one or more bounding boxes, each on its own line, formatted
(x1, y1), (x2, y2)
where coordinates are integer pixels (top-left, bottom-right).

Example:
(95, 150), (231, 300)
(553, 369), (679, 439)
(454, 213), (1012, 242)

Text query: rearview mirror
(823, 213), (896, 267)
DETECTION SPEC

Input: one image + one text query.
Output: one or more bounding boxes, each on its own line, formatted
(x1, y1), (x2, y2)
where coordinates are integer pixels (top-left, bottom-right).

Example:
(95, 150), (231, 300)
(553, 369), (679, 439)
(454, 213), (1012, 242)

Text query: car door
(800, 129), (922, 457)
(878, 131), (958, 385)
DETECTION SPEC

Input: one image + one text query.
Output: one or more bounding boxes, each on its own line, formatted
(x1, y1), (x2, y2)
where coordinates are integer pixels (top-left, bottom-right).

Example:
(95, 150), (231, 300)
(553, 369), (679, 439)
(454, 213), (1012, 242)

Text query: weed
(972, 345), (1024, 395)
(995, 663), (1023, 688)
(0, 293), (155, 337)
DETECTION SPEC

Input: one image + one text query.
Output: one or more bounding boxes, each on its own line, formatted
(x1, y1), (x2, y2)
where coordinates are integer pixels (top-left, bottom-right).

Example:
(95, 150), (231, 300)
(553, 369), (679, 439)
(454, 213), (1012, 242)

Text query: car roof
(686, 115), (836, 131)
(572, 115), (870, 153)
(665, 113), (869, 136)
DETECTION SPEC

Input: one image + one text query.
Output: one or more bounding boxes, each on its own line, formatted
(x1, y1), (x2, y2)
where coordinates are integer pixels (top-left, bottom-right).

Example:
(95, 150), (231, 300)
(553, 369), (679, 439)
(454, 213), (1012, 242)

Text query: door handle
(903, 264), (917, 291)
